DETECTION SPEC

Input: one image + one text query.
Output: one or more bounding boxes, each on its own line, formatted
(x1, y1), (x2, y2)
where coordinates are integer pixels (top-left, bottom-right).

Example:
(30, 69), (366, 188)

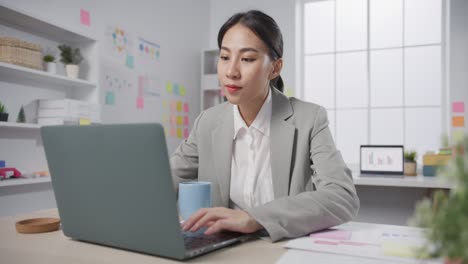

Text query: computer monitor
(360, 145), (404, 175)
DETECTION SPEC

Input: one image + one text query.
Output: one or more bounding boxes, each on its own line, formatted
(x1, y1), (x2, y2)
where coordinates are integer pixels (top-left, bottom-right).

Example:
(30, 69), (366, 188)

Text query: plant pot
(45, 62), (56, 74)
(65, 64), (79, 79)
(0, 113), (8, 122)
(444, 257), (463, 264)
(404, 161), (417, 176)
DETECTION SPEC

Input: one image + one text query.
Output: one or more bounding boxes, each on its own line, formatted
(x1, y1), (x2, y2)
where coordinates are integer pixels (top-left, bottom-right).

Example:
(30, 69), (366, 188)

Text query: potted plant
(16, 105), (26, 123)
(58, 44), (83, 79)
(43, 54), (56, 74)
(0, 101), (8, 122)
(410, 137), (468, 263)
(404, 150), (417, 176)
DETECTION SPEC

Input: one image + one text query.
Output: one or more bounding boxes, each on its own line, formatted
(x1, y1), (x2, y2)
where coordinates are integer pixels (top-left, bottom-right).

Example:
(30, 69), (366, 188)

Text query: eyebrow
(220, 47), (259, 53)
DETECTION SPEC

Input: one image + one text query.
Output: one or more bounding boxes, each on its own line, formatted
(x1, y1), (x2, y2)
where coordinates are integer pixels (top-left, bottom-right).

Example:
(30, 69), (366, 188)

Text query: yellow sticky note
(176, 101), (183, 112)
(382, 242), (418, 258)
(166, 82), (172, 93)
(162, 114), (169, 123)
(452, 116), (464, 127)
(177, 128), (182, 138)
(176, 116), (183, 125)
(284, 87), (295, 97)
(452, 130), (465, 144)
(164, 126), (169, 136)
(79, 118), (91, 125)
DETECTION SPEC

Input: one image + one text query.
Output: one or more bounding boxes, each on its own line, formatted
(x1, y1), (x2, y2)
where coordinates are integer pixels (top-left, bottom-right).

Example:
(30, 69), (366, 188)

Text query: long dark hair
(217, 10), (284, 93)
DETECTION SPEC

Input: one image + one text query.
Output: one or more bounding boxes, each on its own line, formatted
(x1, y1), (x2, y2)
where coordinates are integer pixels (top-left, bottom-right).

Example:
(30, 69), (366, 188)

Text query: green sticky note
(166, 82), (172, 93)
(180, 85), (186, 96)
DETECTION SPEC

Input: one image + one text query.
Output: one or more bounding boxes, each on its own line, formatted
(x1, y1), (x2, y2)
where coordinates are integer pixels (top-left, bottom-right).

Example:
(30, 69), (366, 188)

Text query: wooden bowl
(15, 217), (60, 234)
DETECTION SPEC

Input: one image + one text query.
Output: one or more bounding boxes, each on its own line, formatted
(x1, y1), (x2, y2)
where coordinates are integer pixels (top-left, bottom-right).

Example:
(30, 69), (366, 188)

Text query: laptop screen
(360, 145), (404, 174)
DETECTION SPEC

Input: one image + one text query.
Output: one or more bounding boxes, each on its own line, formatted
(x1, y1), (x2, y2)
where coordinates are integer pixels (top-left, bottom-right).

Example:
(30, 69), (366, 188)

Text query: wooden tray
(15, 217), (60, 234)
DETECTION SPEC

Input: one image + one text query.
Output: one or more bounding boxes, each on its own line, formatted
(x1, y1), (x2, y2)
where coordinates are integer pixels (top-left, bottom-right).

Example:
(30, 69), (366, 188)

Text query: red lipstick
(225, 84), (241, 94)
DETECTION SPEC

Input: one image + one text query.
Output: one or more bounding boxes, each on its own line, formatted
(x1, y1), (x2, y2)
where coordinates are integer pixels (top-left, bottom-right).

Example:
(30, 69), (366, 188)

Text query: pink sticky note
(170, 101), (176, 112)
(452, 102), (465, 113)
(314, 240), (339, 246)
(138, 76), (144, 90)
(310, 229), (351, 240)
(80, 9), (90, 26)
(184, 103), (189, 113)
(136, 96), (144, 109)
(170, 115), (176, 125)
(170, 126), (176, 137)
(184, 128), (189, 138)
(184, 116), (189, 125)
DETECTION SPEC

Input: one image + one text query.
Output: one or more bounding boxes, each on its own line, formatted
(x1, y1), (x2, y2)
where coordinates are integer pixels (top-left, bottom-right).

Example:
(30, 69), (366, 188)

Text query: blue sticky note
(126, 55), (134, 69)
(173, 83), (179, 95)
(105, 91), (115, 105)
(0, 160), (5, 168)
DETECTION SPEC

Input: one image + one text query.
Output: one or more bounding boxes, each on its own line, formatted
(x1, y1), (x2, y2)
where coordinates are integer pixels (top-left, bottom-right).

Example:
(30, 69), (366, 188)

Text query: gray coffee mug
(178, 181), (212, 221)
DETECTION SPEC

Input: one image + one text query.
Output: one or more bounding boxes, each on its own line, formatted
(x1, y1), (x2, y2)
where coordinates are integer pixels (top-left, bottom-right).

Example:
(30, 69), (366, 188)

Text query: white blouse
(230, 90), (274, 210)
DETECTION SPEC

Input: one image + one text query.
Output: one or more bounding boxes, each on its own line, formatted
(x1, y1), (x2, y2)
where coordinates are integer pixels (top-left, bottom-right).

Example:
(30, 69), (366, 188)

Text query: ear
(269, 58), (283, 80)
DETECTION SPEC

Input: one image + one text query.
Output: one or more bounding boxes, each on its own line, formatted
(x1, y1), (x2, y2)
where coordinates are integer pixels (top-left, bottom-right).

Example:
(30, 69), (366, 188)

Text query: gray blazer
(171, 88), (359, 242)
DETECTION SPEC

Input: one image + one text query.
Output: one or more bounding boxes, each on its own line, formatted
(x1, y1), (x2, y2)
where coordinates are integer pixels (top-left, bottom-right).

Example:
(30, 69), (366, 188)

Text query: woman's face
(217, 23), (279, 107)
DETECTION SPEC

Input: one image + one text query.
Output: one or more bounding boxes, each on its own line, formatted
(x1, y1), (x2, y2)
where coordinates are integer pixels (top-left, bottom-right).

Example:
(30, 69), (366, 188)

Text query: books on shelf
(37, 99), (101, 125)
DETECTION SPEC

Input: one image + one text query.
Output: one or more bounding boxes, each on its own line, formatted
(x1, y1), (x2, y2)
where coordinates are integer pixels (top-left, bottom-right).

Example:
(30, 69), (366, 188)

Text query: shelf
(352, 172), (454, 189)
(0, 122), (41, 129)
(0, 4), (96, 43)
(204, 88), (221, 92)
(0, 177), (51, 187)
(0, 62), (97, 90)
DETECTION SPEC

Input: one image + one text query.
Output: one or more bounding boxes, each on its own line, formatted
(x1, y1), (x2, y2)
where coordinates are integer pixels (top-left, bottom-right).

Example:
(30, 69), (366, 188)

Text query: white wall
(0, 0), (210, 217)
(208, 0), (296, 95)
(448, 0), (468, 137)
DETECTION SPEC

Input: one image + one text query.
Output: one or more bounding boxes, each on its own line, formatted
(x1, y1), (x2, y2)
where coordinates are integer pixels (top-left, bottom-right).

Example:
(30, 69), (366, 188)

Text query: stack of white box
(37, 99), (101, 125)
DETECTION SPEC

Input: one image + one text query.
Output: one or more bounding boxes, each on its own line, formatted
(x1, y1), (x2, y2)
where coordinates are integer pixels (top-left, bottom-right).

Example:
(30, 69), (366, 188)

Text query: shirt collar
(233, 88), (272, 139)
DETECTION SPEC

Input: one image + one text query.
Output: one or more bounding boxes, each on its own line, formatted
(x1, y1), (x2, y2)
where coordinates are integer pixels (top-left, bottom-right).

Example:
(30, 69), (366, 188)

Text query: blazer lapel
(211, 105), (234, 206)
(270, 88), (295, 199)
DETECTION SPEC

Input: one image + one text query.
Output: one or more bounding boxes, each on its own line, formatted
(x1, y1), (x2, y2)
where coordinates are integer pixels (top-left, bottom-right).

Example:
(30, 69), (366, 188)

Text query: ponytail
(271, 75), (284, 92)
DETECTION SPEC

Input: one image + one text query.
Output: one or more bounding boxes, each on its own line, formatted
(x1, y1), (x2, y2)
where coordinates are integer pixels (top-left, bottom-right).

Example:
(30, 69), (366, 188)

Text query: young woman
(171, 10), (359, 242)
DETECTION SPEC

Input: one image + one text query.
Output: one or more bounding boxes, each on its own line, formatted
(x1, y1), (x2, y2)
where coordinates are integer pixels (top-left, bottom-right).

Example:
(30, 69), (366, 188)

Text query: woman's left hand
(181, 207), (263, 235)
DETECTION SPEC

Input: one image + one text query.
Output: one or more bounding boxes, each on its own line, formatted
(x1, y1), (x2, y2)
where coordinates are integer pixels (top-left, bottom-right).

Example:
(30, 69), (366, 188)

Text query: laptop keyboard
(183, 231), (243, 250)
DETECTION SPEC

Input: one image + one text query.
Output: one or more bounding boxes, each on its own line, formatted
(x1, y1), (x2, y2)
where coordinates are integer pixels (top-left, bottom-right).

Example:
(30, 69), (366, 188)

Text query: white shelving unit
(0, 62), (97, 90)
(201, 50), (224, 110)
(0, 4), (99, 188)
(0, 5), (96, 44)
(0, 177), (51, 187)
(0, 122), (41, 129)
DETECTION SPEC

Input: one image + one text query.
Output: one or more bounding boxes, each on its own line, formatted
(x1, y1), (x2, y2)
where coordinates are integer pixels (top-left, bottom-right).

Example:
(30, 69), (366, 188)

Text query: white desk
(1, 209), (442, 264)
(0, 209), (286, 264)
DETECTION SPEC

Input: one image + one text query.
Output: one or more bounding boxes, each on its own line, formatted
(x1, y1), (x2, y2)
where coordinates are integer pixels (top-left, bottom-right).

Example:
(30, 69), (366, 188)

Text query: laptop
(359, 145), (404, 177)
(41, 123), (251, 260)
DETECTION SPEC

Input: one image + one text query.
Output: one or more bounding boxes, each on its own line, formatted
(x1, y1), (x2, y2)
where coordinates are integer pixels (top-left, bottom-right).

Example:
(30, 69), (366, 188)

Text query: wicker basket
(0, 37), (43, 70)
